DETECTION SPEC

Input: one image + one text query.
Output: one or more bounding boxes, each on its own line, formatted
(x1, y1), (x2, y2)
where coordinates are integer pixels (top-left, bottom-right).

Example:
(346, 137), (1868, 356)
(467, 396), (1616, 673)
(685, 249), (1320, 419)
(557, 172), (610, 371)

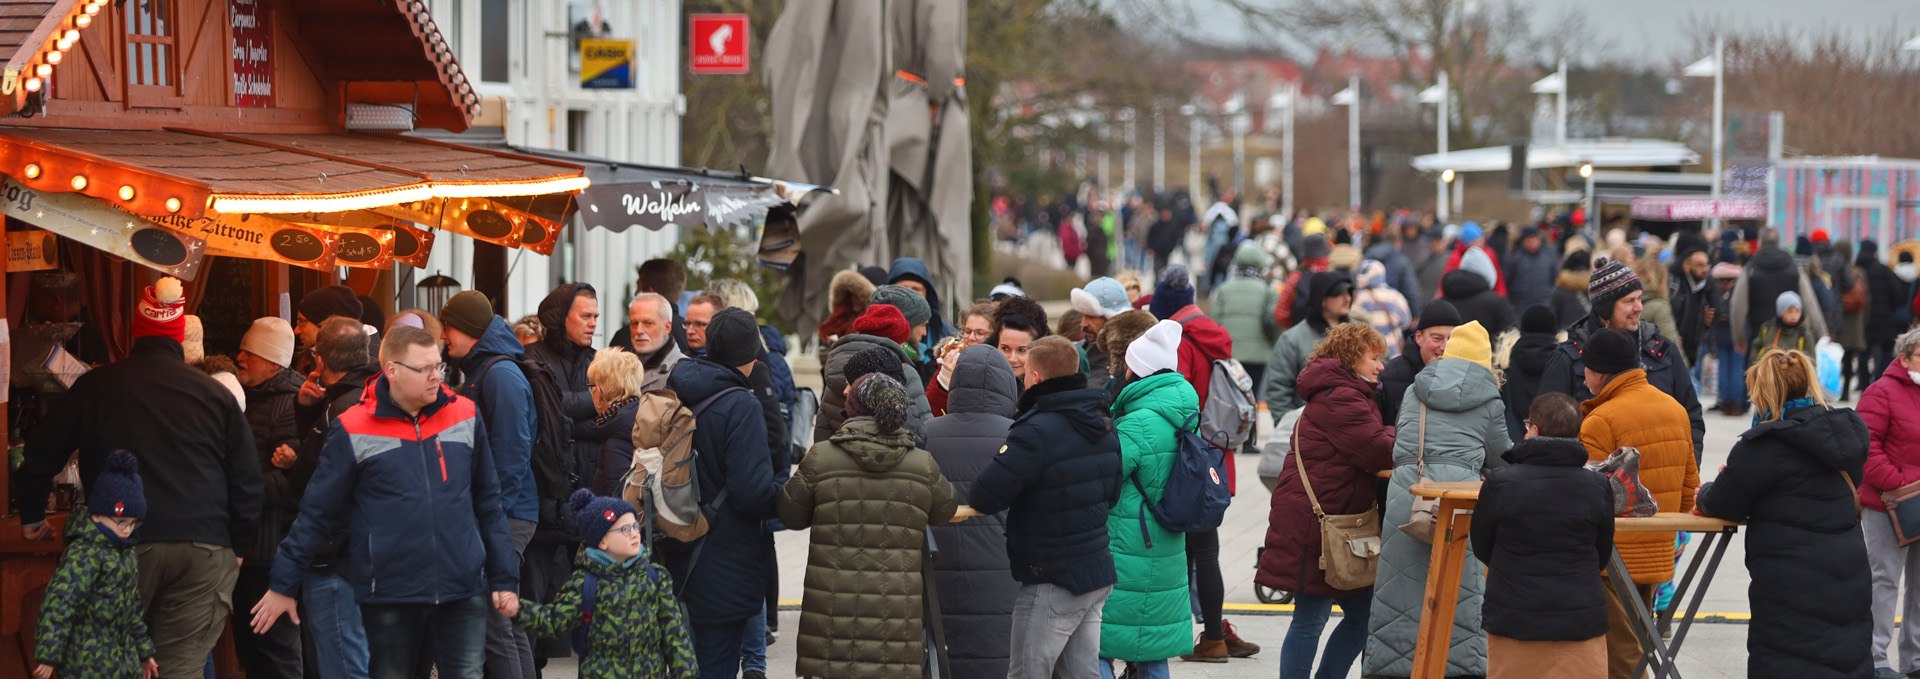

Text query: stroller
(1253, 547), (1294, 605)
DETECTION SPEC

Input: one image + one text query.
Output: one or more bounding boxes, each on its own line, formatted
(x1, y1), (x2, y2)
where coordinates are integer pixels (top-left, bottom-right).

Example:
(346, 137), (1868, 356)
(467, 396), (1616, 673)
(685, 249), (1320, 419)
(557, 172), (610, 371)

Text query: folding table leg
(1610, 549), (1683, 679)
(1667, 530), (1734, 658)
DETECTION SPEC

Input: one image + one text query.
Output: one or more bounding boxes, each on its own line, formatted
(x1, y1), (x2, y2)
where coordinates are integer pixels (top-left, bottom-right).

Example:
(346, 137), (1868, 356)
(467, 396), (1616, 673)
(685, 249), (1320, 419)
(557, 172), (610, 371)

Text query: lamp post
(1225, 92), (1249, 194)
(1181, 101), (1202, 198)
(1333, 74), (1360, 211)
(1152, 104), (1166, 191)
(1686, 37), (1724, 226)
(1419, 71), (1450, 221)
(1268, 82), (1297, 219)
(1530, 61), (1568, 146)
(1119, 107), (1136, 192)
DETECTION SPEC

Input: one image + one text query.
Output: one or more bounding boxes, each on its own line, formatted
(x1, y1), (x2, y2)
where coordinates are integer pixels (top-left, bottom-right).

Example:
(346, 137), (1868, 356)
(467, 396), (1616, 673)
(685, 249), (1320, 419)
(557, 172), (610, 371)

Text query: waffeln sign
(689, 14), (749, 75)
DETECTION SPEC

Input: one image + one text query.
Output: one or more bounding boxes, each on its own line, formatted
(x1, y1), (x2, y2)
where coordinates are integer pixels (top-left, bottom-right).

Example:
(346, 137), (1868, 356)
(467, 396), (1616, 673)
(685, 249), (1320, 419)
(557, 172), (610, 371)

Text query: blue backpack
(1130, 412), (1231, 547)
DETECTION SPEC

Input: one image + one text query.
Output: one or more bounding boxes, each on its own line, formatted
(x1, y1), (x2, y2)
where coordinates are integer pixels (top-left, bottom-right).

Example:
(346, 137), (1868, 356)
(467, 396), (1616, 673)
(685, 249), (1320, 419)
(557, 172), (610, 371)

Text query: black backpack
(473, 355), (578, 541)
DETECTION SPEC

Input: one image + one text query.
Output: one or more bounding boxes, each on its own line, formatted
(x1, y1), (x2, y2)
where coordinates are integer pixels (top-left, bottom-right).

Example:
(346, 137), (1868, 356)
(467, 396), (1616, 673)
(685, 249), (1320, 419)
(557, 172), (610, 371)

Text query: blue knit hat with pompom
(89, 450), (147, 520)
(569, 488), (636, 548)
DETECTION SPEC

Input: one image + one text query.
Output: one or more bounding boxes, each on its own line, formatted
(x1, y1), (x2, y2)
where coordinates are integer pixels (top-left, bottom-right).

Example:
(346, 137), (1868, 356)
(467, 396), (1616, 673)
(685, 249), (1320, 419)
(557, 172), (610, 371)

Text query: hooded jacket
(658, 357), (778, 625)
(1439, 268), (1517, 335)
(1698, 405), (1872, 679)
(514, 550), (698, 679)
(1102, 370), (1199, 662)
(889, 258), (958, 366)
(1471, 436), (1613, 642)
(1263, 271), (1360, 412)
(1366, 240), (1425, 316)
(15, 336), (262, 551)
(816, 333), (932, 444)
(1367, 358), (1510, 678)
(1540, 318), (1706, 457)
(1503, 242), (1562, 313)
(1861, 242), (1913, 343)
(33, 524), (156, 679)
(456, 316), (541, 524)
(1549, 268), (1592, 331)
(268, 377), (518, 604)
(970, 374), (1122, 596)
(1641, 280), (1684, 355)
(759, 324), (798, 411)
(1578, 369), (1700, 584)
(1856, 361), (1920, 512)
(1734, 246), (1829, 345)
(1501, 329), (1560, 442)
(526, 283), (598, 422)
(245, 367), (308, 562)
(1258, 358), (1394, 598)
(1669, 267), (1719, 361)
(778, 418), (957, 679)
(1209, 244), (1283, 366)
(923, 346), (1020, 679)
(1355, 260), (1414, 357)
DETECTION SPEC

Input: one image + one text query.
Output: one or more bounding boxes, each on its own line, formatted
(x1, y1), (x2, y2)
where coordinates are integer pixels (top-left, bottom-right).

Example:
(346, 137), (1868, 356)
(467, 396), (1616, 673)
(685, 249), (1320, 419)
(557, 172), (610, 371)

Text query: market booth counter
(0, 0), (589, 674)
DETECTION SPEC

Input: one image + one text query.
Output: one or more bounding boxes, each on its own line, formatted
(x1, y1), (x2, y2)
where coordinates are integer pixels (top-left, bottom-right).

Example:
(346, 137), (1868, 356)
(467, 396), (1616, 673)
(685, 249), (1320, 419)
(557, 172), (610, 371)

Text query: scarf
(1753, 396), (1819, 427)
(594, 396), (638, 426)
(94, 520), (139, 548)
(586, 547), (645, 569)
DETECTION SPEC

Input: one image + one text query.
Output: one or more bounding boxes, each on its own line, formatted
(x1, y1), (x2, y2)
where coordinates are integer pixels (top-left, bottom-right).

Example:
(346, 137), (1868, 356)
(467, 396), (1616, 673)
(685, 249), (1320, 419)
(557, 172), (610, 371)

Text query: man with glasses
(439, 291), (540, 679)
(254, 325), (519, 679)
(683, 291), (725, 357)
(628, 292), (684, 392)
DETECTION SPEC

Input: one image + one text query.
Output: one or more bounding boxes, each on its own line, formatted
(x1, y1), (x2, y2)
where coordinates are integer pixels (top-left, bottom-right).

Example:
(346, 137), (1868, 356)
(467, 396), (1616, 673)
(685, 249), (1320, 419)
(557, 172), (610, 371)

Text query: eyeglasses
(390, 361), (447, 381)
(962, 328), (992, 341)
(609, 523), (642, 537)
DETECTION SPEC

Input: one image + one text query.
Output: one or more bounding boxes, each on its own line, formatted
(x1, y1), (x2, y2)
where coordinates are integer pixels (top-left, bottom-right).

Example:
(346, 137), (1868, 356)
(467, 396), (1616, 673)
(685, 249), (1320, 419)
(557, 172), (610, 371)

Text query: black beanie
(1521, 305), (1559, 334)
(844, 346), (904, 386)
(1582, 329), (1640, 375)
(299, 285), (362, 325)
(705, 308), (761, 368)
(1417, 300), (1463, 331)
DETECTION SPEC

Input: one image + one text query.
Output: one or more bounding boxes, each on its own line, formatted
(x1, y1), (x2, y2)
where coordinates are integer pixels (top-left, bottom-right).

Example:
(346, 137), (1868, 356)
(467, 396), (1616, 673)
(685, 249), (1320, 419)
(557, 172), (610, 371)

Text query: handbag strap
(1291, 416), (1328, 519)
(1841, 470), (1862, 519)
(1417, 404), (1429, 479)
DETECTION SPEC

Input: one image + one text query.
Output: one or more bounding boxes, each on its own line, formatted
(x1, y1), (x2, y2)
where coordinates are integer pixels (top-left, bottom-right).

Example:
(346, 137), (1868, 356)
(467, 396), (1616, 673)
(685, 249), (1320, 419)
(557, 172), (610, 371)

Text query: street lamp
(1225, 92), (1250, 194)
(1530, 60), (1568, 146)
(1267, 82), (1297, 219)
(1578, 162), (1594, 179)
(1118, 107), (1136, 192)
(1686, 37), (1725, 224)
(1419, 71), (1450, 221)
(1333, 74), (1360, 211)
(1441, 169), (1456, 184)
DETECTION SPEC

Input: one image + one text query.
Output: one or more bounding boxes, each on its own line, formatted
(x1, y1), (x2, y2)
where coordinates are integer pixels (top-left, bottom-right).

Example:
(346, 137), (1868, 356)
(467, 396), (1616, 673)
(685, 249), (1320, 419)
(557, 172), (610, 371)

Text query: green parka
(1101, 370), (1199, 661)
(779, 417), (959, 679)
(1211, 243), (1283, 366)
(34, 525), (154, 679)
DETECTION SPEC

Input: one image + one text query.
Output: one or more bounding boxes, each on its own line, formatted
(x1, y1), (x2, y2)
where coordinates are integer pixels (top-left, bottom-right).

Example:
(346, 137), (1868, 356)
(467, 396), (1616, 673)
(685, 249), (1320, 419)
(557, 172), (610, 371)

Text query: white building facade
(423, 0), (683, 328)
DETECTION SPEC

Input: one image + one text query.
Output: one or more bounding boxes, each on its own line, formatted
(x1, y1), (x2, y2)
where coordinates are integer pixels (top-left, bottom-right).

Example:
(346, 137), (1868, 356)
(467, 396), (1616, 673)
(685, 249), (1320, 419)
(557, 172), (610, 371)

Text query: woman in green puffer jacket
(1100, 320), (1202, 676)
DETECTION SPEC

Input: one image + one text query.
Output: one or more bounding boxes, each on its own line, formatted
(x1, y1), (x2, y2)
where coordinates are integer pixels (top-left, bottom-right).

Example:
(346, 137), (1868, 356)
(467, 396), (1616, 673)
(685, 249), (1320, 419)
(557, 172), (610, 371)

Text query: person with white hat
(232, 316), (307, 677)
(1070, 277), (1134, 389)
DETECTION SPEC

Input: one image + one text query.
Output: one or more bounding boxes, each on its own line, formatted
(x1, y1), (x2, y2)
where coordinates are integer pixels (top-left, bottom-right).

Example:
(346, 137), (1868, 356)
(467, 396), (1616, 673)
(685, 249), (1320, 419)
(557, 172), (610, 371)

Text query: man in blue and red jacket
(254, 325), (520, 678)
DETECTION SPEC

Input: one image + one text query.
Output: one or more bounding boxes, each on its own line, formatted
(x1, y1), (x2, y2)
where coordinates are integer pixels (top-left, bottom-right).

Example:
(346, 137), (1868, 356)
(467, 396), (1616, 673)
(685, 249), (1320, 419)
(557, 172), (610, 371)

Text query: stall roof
(494, 143), (833, 232)
(1411, 138), (1701, 173)
(0, 127), (586, 217)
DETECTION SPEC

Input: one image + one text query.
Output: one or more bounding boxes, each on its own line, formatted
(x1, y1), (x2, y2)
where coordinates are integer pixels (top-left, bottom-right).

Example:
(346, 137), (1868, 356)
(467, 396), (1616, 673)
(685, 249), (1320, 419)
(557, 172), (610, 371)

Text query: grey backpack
(1198, 357), (1258, 450)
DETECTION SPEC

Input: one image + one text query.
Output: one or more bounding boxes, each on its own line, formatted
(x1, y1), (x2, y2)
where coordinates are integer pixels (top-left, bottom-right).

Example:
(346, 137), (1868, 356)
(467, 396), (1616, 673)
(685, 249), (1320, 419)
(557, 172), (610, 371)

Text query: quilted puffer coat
(777, 417), (958, 679)
(33, 525), (154, 679)
(1256, 358), (1395, 598)
(514, 549), (698, 679)
(1365, 358), (1511, 678)
(1580, 369), (1700, 584)
(1101, 370), (1199, 662)
(816, 333), (932, 444)
(924, 346), (1021, 679)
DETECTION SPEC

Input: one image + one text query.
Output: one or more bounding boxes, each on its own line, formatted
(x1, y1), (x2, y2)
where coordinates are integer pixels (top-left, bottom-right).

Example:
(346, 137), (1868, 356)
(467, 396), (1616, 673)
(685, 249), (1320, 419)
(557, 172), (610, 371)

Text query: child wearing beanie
(1753, 291), (1815, 362)
(34, 450), (157, 679)
(512, 489), (696, 679)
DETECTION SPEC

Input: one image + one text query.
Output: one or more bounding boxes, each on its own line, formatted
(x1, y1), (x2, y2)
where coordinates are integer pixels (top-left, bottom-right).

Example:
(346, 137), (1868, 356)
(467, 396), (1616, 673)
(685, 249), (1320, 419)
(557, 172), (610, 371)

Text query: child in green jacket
(1754, 291), (1816, 362)
(34, 450), (157, 679)
(513, 490), (696, 679)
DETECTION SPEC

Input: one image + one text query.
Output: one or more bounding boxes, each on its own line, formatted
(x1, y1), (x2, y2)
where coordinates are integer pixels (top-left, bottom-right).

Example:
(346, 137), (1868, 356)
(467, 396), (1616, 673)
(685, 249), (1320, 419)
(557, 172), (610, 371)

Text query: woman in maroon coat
(1857, 328), (1920, 676)
(1257, 322), (1396, 679)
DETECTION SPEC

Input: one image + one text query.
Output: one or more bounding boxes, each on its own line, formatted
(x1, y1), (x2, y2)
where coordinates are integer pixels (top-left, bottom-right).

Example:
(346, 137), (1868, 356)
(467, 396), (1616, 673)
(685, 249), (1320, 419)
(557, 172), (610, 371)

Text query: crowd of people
(13, 197), (1920, 679)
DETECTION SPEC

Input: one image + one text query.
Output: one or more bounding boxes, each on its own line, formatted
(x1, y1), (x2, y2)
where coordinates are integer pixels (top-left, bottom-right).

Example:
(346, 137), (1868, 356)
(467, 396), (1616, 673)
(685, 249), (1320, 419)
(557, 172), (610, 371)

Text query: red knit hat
(133, 277), (187, 342)
(1810, 228), (1830, 244)
(852, 303), (910, 344)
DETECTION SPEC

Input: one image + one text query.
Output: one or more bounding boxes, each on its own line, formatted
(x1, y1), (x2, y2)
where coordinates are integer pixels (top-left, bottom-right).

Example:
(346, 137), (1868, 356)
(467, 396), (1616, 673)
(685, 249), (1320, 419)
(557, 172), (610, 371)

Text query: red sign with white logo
(689, 14), (749, 75)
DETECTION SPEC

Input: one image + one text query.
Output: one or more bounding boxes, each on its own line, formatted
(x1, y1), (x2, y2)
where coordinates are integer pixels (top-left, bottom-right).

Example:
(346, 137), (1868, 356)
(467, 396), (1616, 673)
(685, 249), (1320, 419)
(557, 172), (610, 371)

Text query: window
(566, 109), (587, 153)
(124, 0), (180, 104)
(480, 0), (508, 83)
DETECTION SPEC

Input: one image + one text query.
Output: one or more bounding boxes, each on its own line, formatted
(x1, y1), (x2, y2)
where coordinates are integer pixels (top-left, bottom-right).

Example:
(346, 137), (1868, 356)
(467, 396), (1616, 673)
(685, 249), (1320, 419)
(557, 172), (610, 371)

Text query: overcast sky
(1179, 0), (1920, 64)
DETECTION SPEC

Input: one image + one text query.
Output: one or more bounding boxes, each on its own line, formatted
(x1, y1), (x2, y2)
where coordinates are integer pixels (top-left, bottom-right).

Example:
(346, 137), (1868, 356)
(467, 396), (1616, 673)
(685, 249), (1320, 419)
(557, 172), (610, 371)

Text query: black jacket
(292, 364), (380, 569)
(1503, 244), (1561, 313)
(244, 368), (307, 562)
(1698, 405), (1872, 679)
(1472, 436), (1613, 642)
(1540, 318), (1705, 458)
(586, 398), (639, 497)
(658, 357), (778, 625)
(1439, 269), (1517, 334)
(1501, 331), (1559, 443)
(924, 346), (1021, 679)
(15, 337), (263, 550)
(970, 374), (1123, 596)
(1376, 347), (1424, 427)
(1743, 247), (1802, 341)
(1861, 244), (1912, 343)
(1668, 272), (1718, 362)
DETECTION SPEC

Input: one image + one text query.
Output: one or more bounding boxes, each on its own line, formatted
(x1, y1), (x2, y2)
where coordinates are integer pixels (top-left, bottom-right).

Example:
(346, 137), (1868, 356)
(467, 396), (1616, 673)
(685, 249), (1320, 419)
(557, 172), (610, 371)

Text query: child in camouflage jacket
(515, 490), (696, 679)
(34, 451), (157, 679)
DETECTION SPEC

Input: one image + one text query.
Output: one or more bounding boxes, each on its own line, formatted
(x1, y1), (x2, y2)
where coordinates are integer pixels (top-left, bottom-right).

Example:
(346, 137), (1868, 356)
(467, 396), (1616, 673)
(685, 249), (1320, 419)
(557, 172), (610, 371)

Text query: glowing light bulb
(24, 77), (42, 93)
(165, 197), (182, 213)
(69, 174), (86, 190)
(118, 185), (135, 201)
(23, 163), (41, 179)
(35, 64), (51, 78)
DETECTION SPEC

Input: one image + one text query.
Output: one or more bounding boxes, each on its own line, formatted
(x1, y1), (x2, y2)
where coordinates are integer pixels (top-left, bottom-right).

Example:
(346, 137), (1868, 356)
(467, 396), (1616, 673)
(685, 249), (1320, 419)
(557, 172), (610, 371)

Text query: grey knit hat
(871, 285), (932, 327)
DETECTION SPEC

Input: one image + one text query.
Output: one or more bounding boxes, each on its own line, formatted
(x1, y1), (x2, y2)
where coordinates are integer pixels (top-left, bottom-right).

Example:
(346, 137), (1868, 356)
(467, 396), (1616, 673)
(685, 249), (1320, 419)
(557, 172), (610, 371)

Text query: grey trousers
(1864, 510), (1920, 672)
(1007, 583), (1112, 679)
(483, 519), (538, 679)
(136, 542), (241, 679)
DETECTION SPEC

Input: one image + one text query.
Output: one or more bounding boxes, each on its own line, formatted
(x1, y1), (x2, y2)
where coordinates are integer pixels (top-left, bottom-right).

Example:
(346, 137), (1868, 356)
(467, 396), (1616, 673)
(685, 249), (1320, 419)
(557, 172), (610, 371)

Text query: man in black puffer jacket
(1377, 301), (1461, 426)
(1732, 233), (1827, 355)
(1438, 268), (1517, 335)
(971, 339), (1123, 678)
(1502, 306), (1563, 443)
(1541, 258), (1706, 459)
(1859, 240), (1912, 378)
(1472, 393), (1615, 670)
(926, 345), (1023, 679)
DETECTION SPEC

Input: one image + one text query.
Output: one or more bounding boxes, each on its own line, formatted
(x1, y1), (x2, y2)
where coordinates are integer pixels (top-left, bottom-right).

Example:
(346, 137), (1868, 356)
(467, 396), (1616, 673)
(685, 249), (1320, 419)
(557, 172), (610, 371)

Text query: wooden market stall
(0, 0), (586, 674)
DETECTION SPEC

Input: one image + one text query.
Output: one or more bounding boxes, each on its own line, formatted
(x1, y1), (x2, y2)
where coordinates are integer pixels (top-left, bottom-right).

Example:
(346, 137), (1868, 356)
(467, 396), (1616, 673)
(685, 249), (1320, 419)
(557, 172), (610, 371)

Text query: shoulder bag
(1292, 416), (1382, 590)
(1398, 405), (1439, 544)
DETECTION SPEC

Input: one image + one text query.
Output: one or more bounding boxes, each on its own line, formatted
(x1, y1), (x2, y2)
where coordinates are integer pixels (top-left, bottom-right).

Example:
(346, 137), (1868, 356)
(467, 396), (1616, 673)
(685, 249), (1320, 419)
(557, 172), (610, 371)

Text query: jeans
(741, 602), (769, 673)
(362, 594), (490, 679)
(692, 620), (749, 679)
(1281, 590), (1371, 679)
(1864, 510), (1920, 672)
(484, 519), (537, 679)
(1008, 584), (1110, 679)
(1099, 659), (1170, 679)
(303, 567), (370, 679)
(1715, 339), (1747, 408)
